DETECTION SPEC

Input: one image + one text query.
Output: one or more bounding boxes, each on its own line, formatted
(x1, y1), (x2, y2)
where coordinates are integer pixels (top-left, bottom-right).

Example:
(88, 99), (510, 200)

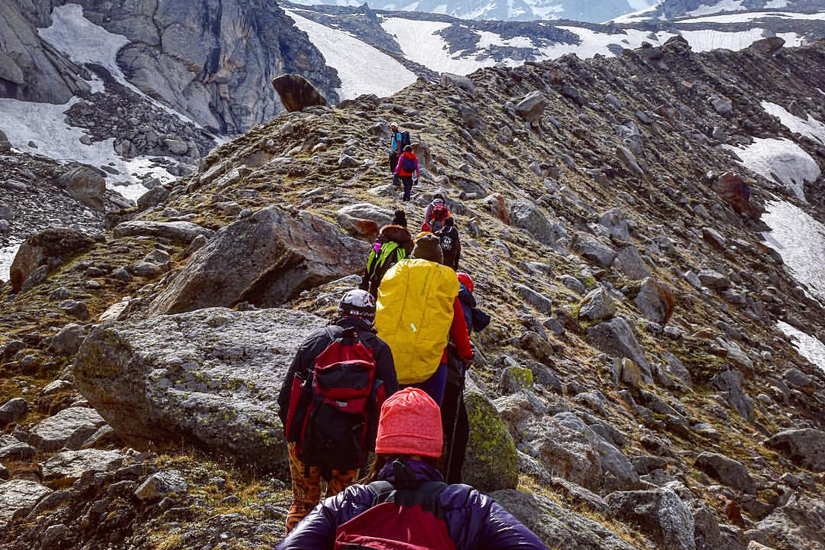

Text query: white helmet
(339, 289), (376, 320)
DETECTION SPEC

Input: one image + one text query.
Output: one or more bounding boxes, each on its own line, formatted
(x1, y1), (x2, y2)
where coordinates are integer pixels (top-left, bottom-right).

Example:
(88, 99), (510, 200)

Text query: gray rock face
(462, 390), (519, 493)
(516, 91), (549, 124)
(712, 370), (754, 421)
(572, 232), (616, 268)
(440, 73), (476, 94)
(0, 480), (52, 521)
(112, 220), (214, 244)
(134, 470), (188, 501)
(579, 287), (616, 323)
(272, 73), (329, 112)
(606, 487), (695, 550)
(515, 284), (554, 315)
(57, 166), (107, 211)
(613, 244), (650, 281)
(0, 397), (28, 427)
(695, 452), (756, 494)
(41, 449), (125, 483)
(150, 206), (369, 314)
(599, 208), (631, 241)
(48, 323), (87, 356)
(10, 227), (95, 293)
(755, 494), (825, 550)
(61, 0), (340, 133)
(29, 407), (107, 451)
(510, 200), (566, 248)
(586, 317), (652, 381)
(634, 277), (674, 325)
(764, 429), (825, 472)
(698, 270), (730, 291)
(73, 307), (324, 474)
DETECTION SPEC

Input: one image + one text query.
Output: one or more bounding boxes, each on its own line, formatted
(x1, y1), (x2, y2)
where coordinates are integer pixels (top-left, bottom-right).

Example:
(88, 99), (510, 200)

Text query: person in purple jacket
(276, 387), (549, 550)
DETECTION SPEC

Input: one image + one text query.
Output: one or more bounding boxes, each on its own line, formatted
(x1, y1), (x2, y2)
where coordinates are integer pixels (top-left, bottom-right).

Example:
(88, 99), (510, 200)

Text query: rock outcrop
(272, 74), (329, 112)
(10, 228), (95, 292)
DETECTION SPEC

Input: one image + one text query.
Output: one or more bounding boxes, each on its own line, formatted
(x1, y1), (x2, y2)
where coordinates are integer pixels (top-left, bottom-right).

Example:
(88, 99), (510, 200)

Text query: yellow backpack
(375, 259), (459, 385)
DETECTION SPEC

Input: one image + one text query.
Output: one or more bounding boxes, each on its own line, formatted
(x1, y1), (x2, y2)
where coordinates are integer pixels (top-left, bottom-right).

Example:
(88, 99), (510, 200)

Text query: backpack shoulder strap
(367, 480), (396, 506)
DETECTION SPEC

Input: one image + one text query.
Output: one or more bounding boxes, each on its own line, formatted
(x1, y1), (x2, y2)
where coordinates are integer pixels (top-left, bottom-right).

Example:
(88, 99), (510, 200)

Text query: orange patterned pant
(285, 442), (359, 533)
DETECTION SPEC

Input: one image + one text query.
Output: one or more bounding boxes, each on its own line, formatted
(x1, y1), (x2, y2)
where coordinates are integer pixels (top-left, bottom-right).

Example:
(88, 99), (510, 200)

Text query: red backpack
(285, 327), (387, 475)
(334, 479), (457, 550)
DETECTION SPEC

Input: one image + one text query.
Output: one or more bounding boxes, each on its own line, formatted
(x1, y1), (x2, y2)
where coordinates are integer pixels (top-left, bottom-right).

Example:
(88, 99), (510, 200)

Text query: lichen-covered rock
(463, 390), (518, 492)
(500, 366), (534, 394)
(149, 206), (369, 314)
(579, 287), (616, 323)
(510, 200), (566, 248)
(9, 227), (95, 292)
(74, 307), (324, 474)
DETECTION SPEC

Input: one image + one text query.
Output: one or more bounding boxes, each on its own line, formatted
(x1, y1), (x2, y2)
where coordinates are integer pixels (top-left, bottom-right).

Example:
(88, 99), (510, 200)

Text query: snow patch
(0, 241), (21, 284)
(287, 11), (416, 100)
(686, 0), (745, 17)
(678, 28), (767, 52)
(539, 27), (675, 59)
(725, 138), (819, 201)
(766, 0), (790, 7)
(762, 101), (825, 145)
(762, 200), (825, 302)
(679, 11), (825, 24)
(477, 31), (535, 48)
(777, 321), (825, 372)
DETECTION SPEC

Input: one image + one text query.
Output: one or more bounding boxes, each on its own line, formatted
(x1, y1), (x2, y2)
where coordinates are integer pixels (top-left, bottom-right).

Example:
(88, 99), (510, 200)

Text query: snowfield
(0, 242), (22, 284)
(678, 28), (770, 51)
(726, 137), (819, 201)
(777, 321), (825, 373)
(679, 10), (825, 24)
(686, 0), (745, 18)
(762, 101), (825, 145)
(287, 11), (417, 99)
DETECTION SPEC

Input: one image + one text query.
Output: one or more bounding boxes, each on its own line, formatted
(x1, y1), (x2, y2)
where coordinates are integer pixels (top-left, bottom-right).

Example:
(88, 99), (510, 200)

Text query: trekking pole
(445, 354), (466, 483)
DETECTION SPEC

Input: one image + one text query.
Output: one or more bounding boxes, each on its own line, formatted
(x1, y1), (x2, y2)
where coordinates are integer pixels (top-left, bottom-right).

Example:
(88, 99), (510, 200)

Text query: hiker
(389, 123), (409, 183)
(436, 215), (461, 271)
(375, 233), (472, 405)
(443, 271), (491, 484)
(393, 144), (419, 202)
(422, 192), (452, 233)
(277, 289), (399, 533)
(360, 210), (413, 298)
(276, 387), (550, 550)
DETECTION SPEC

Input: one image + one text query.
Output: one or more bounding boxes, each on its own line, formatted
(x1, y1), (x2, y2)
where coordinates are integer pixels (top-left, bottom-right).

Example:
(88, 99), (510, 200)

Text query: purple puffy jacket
(276, 460), (549, 550)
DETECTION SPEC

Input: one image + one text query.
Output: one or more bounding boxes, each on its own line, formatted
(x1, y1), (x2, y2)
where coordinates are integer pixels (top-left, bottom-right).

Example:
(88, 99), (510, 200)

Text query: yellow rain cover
(375, 259), (459, 385)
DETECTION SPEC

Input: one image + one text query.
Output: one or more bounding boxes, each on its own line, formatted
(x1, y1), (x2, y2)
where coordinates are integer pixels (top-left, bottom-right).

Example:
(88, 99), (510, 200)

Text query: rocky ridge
(1, 36), (825, 550)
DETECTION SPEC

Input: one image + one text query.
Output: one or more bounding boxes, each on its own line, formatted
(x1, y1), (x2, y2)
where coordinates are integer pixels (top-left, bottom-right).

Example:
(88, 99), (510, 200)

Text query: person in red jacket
(405, 234), (472, 405)
(393, 145), (419, 202)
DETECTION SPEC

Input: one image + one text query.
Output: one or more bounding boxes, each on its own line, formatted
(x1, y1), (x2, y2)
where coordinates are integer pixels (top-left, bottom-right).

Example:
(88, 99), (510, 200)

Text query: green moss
(463, 390), (519, 492)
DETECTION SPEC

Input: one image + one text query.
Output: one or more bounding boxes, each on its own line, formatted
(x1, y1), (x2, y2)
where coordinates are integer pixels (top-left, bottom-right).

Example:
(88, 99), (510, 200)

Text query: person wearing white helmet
(278, 289), (399, 534)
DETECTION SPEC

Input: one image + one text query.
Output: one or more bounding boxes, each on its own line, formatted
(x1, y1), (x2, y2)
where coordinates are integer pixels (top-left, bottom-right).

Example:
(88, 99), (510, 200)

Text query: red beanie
(375, 388), (443, 458)
(457, 272), (474, 293)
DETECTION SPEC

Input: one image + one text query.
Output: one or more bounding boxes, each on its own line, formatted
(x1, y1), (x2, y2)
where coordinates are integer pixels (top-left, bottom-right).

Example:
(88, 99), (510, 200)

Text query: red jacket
(394, 151), (419, 178)
(446, 297), (473, 363)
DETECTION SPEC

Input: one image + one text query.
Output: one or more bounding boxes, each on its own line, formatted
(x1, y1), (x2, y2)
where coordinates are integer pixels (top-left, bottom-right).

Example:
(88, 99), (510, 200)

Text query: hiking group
(277, 140), (546, 549)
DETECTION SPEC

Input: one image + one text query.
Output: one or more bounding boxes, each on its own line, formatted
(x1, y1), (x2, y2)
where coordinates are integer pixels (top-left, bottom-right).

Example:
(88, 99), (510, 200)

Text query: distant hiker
(443, 272), (491, 484)
(422, 192), (452, 233)
(437, 215), (461, 271)
(394, 144), (419, 202)
(360, 210), (414, 298)
(278, 290), (399, 533)
(276, 387), (550, 550)
(389, 123), (410, 182)
(375, 234), (472, 405)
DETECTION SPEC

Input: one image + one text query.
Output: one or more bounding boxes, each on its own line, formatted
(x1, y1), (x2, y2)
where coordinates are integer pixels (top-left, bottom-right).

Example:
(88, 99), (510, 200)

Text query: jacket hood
(458, 286), (476, 308)
(380, 224), (412, 244)
(378, 459), (444, 485)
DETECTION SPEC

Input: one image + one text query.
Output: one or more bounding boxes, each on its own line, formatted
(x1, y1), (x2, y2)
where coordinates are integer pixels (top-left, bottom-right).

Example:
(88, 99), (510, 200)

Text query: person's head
(432, 192), (445, 206)
(411, 234), (443, 264)
(375, 388), (443, 459)
(457, 272), (474, 293)
(390, 122), (398, 132)
(338, 289), (376, 322)
(403, 145), (413, 154)
(392, 209), (407, 228)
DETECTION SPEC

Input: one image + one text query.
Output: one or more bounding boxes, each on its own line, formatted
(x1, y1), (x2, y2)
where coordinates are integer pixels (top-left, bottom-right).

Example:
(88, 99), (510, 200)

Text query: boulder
(510, 200), (566, 247)
(57, 166), (106, 210)
(112, 220), (214, 244)
(41, 449), (124, 484)
(755, 494), (825, 550)
(714, 172), (760, 219)
(712, 370), (754, 421)
(606, 487), (695, 550)
(695, 452), (756, 494)
(0, 397), (28, 427)
(586, 318), (652, 382)
(516, 91), (549, 124)
(272, 73), (328, 112)
(492, 489), (640, 550)
(633, 277), (675, 325)
(463, 390), (519, 492)
(29, 407), (107, 451)
(0, 437), (36, 460)
(74, 307), (324, 474)
(150, 206), (369, 314)
(10, 228), (95, 292)
(134, 470), (188, 501)
(440, 73), (475, 94)
(613, 244), (650, 281)
(698, 270), (730, 291)
(48, 323), (86, 356)
(515, 284), (554, 315)
(579, 287), (616, 323)
(763, 429), (825, 472)
(572, 232), (616, 268)
(337, 203), (394, 239)
(749, 37), (785, 54)
(599, 208), (631, 241)
(500, 366), (534, 394)
(136, 186), (170, 211)
(616, 146), (644, 177)
(0, 480), (52, 521)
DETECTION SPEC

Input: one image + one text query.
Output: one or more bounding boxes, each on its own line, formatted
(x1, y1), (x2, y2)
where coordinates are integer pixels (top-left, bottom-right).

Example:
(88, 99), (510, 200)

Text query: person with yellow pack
(375, 234), (473, 405)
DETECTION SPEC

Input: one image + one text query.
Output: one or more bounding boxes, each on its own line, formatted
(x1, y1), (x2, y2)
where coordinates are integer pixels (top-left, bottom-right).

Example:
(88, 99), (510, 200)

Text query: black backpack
(399, 131), (411, 150)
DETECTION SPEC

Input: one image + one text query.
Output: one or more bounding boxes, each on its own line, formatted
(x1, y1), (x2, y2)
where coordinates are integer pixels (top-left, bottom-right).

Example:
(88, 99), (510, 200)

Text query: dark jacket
(360, 225), (413, 298)
(275, 460), (549, 550)
(437, 225), (461, 270)
(277, 316), (399, 427)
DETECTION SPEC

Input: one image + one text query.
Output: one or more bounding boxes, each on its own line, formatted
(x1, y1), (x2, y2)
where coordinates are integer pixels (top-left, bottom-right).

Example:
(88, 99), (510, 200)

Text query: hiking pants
(441, 380), (469, 484)
(402, 362), (447, 405)
(285, 442), (359, 533)
(389, 152), (398, 174)
(400, 175), (414, 202)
